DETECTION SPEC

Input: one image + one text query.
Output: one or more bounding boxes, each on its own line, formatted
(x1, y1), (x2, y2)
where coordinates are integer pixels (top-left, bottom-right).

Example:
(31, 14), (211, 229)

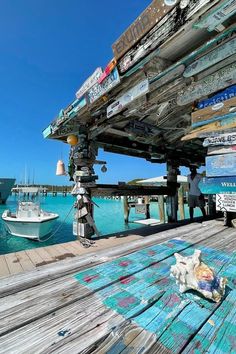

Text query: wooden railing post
(158, 195), (165, 223)
(178, 185), (185, 220)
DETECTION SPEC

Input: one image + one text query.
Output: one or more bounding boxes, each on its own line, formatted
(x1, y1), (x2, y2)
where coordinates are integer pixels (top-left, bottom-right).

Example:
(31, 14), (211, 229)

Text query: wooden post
(166, 162), (178, 223)
(123, 196), (130, 223)
(178, 185), (185, 220)
(144, 196), (150, 219)
(207, 194), (215, 216)
(158, 195), (165, 223)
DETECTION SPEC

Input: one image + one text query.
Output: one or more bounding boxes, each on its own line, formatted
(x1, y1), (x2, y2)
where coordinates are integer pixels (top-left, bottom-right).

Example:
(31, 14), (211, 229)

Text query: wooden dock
(0, 219), (235, 353)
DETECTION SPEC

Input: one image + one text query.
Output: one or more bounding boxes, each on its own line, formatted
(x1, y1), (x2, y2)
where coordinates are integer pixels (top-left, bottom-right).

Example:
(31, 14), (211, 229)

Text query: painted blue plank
(197, 84), (236, 109)
(206, 154), (236, 177)
(192, 112), (236, 128)
(199, 176), (236, 194)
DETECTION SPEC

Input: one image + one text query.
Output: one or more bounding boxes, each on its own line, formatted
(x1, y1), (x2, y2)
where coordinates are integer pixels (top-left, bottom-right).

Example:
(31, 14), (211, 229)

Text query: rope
(39, 204), (74, 242)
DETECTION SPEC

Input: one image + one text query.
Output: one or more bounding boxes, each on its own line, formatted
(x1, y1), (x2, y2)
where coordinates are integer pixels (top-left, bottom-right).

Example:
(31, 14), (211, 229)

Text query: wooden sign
(208, 145), (236, 155)
(177, 62), (236, 106)
(206, 153), (236, 177)
(199, 176), (236, 194)
(107, 79), (149, 118)
(122, 48), (160, 78)
(76, 67), (103, 99)
(197, 84), (236, 109)
(193, 0), (236, 32)
(216, 194), (236, 212)
(98, 58), (117, 84)
(87, 68), (120, 104)
(67, 97), (87, 118)
(203, 132), (236, 147)
(182, 116), (236, 141)
(184, 36), (236, 77)
(192, 97), (236, 126)
(192, 112), (236, 128)
(112, 0), (174, 60)
(42, 125), (52, 138)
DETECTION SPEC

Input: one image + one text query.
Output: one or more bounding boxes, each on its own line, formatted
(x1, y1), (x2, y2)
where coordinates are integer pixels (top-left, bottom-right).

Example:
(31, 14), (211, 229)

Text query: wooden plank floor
(0, 219), (236, 353)
(0, 217), (213, 278)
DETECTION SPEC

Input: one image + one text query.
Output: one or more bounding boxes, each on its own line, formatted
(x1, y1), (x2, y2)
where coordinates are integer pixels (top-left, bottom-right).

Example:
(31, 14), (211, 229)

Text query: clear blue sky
(0, 0), (189, 185)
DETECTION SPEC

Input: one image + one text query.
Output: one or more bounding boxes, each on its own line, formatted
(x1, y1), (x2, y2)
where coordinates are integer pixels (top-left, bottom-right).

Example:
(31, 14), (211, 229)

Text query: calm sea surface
(0, 194), (198, 255)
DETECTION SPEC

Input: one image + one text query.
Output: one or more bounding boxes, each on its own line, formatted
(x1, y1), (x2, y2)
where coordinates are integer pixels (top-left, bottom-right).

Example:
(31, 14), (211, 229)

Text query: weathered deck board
(0, 220), (235, 353)
(4, 253), (23, 275)
(0, 256), (9, 277)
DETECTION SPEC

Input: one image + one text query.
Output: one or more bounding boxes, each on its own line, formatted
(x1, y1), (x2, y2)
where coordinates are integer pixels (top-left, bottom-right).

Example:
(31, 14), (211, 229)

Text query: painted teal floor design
(74, 238), (236, 353)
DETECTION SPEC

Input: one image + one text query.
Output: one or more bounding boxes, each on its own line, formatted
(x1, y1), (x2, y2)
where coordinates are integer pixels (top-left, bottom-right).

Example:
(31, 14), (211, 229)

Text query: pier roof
(44, 0), (236, 167)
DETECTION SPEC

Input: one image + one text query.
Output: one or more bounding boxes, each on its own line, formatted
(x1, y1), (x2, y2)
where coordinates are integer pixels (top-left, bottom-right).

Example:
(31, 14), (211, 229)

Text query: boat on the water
(2, 186), (59, 240)
(0, 178), (15, 204)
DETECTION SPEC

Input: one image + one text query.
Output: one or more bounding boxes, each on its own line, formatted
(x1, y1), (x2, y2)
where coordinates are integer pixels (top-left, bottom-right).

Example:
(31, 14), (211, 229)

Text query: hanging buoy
(56, 160), (66, 176)
(67, 135), (78, 146)
(101, 165), (107, 173)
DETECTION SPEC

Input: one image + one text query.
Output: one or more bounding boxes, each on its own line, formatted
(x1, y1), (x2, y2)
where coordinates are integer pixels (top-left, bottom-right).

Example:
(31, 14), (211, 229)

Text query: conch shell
(170, 250), (227, 302)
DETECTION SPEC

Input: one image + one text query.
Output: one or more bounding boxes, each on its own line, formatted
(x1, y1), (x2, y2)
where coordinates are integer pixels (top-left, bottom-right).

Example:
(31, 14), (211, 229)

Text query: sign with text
(87, 68), (120, 104)
(112, 0), (174, 60)
(206, 153), (236, 177)
(203, 132), (236, 147)
(76, 67), (103, 99)
(107, 79), (149, 118)
(199, 176), (236, 194)
(216, 193), (236, 212)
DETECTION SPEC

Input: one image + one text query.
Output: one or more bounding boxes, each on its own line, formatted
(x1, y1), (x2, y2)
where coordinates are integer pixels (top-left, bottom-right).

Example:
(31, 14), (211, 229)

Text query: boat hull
(2, 215), (59, 240)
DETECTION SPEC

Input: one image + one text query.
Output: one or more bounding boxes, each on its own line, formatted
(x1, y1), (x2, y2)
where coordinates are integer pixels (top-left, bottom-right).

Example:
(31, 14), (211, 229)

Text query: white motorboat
(2, 187), (59, 240)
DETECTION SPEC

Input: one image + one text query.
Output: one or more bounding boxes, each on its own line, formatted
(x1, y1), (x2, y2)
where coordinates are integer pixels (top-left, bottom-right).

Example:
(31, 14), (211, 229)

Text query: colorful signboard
(87, 68), (120, 104)
(208, 145), (236, 155)
(192, 97), (236, 126)
(76, 67), (103, 99)
(197, 85), (236, 109)
(42, 125), (52, 138)
(112, 0), (174, 60)
(199, 176), (236, 194)
(216, 193), (236, 212)
(193, 0), (236, 32)
(107, 79), (149, 118)
(203, 132), (236, 147)
(206, 153), (236, 177)
(192, 112), (236, 128)
(67, 97), (87, 118)
(98, 59), (117, 84)
(184, 36), (236, 77)
(177, 62), (236, 106)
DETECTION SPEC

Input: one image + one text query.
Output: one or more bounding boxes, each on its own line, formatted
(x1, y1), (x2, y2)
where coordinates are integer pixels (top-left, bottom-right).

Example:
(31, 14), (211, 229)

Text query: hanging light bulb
(101, 165), (107, 173)
(56, 160), (66, 176)
(164, 0), (177, 6)
(67, 134), (78, 146)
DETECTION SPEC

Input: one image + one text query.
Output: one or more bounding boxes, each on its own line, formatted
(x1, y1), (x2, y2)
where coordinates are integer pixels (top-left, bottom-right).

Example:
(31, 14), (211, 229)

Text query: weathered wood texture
(0, 220), (235, 353)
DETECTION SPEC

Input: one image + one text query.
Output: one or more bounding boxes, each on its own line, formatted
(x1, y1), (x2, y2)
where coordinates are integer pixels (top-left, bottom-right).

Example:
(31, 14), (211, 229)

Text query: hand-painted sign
(216, 194), (236, 212)
(193, 0), (236, 32)
(76, 67), (103, 99)
(97, 59), (117, 84)
(197, 85), (236, 109)
(107, 79), (149, 118)
(192, 97), (236, 125)
(192, 112), (236, 128)
(203, 132), (236, 147)
(184, 36), (236, 77)
(177, 62), (236, 106)
(112, 0), (174, 60)
(87, 68), (120, 105)
(42, 125), (52, 138)
(67, 97), (87, 118)
(206, 153), (236, 177)
(208, 145), (236, 155)
(199, 176), (236, 194)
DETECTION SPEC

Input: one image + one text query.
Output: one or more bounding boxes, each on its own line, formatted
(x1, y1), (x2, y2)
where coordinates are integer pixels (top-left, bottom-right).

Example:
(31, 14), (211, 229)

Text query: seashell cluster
(170, 249), (227, 302)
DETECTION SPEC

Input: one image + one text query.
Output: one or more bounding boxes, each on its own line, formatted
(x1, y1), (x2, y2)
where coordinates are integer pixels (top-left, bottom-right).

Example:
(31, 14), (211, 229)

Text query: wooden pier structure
(0, 219), (236, 353)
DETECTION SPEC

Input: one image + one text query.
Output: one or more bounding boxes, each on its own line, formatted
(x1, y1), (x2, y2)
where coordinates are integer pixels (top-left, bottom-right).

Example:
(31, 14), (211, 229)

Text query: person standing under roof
(187, 166), (206, 220)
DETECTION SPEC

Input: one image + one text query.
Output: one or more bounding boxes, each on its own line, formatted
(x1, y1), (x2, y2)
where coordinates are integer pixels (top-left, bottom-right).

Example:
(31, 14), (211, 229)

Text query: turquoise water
(0, 194), (197, 255)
